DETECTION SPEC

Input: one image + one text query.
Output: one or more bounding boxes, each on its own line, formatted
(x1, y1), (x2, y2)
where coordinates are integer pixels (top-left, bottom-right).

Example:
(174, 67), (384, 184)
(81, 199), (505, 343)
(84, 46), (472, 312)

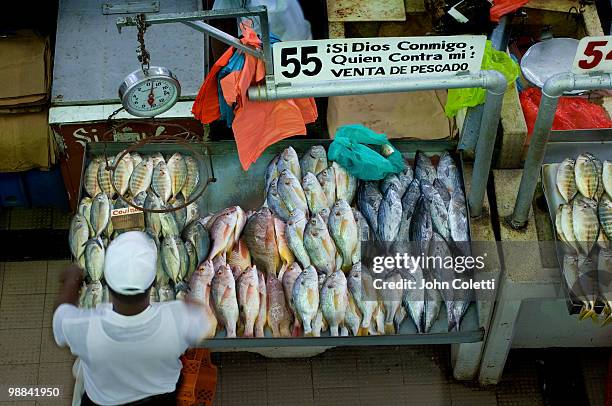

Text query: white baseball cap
(104, 231), (157, 295)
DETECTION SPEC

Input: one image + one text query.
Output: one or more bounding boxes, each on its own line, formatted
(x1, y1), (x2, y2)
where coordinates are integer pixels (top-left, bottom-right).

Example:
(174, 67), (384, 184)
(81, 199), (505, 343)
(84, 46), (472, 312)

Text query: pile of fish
(69, 150), (206, 308)
(554, 154), (611, 325)
(357, 151), (472, 332)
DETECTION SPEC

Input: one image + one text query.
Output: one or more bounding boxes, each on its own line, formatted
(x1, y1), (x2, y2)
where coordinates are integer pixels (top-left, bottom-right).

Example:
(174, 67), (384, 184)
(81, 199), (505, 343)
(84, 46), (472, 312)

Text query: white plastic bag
(212, 0), (312, 41)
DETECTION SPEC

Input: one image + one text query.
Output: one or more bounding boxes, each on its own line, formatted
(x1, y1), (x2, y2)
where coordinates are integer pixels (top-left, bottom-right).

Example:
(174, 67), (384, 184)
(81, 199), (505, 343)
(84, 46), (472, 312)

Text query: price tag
(572, 36), (612, 73)
(272, 35), (486, 85)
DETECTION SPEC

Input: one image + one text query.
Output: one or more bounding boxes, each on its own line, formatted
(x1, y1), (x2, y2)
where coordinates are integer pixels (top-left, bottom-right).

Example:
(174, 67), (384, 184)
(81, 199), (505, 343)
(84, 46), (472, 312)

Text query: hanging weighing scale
(118, 14), (181, 117)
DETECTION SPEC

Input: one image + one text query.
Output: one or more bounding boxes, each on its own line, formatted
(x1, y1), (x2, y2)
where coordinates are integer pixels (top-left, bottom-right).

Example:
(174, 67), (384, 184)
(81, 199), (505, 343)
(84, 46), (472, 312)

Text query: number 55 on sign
(572, 36), (612, 73)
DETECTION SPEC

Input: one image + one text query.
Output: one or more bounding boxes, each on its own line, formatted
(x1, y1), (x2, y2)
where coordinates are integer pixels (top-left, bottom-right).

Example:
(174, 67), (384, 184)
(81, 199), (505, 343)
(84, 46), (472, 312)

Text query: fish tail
(243, 326), (254, 338)
(384, 323), (395, 335)
(357, 326), (369, 336)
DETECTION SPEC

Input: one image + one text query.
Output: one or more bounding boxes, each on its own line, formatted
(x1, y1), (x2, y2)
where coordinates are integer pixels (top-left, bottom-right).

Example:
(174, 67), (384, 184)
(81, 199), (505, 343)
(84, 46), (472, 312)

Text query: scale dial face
(119, 67), (181, 118)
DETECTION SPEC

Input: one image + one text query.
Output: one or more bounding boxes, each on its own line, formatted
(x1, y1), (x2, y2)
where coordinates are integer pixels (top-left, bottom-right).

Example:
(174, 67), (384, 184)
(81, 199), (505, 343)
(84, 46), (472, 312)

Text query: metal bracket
(510, 71), (612, 228)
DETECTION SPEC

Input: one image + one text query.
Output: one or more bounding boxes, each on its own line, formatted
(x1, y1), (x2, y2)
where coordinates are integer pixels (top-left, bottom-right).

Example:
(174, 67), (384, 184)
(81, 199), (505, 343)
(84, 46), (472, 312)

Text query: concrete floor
(0, 259), (608, 405)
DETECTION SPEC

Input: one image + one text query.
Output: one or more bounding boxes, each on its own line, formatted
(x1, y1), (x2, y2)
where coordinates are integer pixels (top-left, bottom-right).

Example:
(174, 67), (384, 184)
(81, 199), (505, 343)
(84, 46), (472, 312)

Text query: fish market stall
(69, 139), (491, 354)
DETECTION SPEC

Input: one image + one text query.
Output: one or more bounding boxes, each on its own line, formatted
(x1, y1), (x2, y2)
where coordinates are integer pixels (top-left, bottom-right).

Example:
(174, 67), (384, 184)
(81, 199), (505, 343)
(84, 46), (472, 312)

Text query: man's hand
(54, 264), (85, 311)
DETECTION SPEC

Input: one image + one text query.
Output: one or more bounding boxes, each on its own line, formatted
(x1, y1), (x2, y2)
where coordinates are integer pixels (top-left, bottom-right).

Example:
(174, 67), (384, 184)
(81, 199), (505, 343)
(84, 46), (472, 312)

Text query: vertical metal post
(469, 71), (507, 217)
(257, 7), (275, 93)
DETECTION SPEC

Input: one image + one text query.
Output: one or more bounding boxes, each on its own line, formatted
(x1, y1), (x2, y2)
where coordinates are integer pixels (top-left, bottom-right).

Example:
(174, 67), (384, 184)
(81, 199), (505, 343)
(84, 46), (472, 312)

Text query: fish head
(310, 145), (326, 160)
(302, 172), (318, 191)
(288, 209), (306, 225)
(281, 146), (299, 163)
(199, 259), (216, 283)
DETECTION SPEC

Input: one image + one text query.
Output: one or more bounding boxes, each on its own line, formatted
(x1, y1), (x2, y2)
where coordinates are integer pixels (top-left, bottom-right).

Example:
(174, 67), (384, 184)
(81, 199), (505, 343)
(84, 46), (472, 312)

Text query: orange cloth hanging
(192, 23), (317, 170)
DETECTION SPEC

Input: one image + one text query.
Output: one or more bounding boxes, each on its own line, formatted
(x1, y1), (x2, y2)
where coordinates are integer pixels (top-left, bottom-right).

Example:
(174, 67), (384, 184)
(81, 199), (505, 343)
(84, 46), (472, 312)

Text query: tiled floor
(0, 260), (608, 406)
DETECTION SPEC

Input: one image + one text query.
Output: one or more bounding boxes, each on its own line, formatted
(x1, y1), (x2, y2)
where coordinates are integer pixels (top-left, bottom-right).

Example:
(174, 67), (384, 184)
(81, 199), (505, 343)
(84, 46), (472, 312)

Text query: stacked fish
(69, 150), (206, 308)
(358, 151), (472, 332)
(554, 154), (612, 325)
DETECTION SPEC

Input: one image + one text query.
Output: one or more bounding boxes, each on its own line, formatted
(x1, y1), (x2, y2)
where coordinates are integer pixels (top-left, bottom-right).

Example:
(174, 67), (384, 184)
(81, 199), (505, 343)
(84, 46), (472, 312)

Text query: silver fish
(434, 178), (451, 209)
(304, 213), (337, 275)
(599, 194), (612, 240)
(112, 152), (131, 198)
(237, 266), (260, 337)
(84, 238), (105, 281)
(421, 180), (450, 240)
(78, 197), (94, 235)
(282, 262), (303, 335)
(152, 161), (172, 203)
(345, 289), (363, 336)
(158, 285), (175, 302)
(313, 271), (328, 337)
(129, 158), (154, 198)
(182, 218), (211, 264)
(69, 214), (89, 268)
(381, 174), (402, 196)
(437, 152), (461, 194)
(575, 153), (600, 200)
(603, 160), (612, 199)
(182, 155), (199, 200)
(150, 286), (159, 303)
(278, 169), (308, 213)
(560, 203), (579, 253)
(380, 271), (403, 334)
(267, 177), (291, 221)
(166, 153), (187, 200)
(332, 162), (357, 204)
(401, 263), (425, 333)
(302, 172), (329, 215)
(130, 152), (143, 167)
(410, 197), (433, 256)
(161, 235), (187, 284)
(320, 270), (348, 336)
(156, 249), (170, 287)
(348, 263), (378, 336)
(358, 182), (382, 233)
(292, 265), (319, 336)
(423, 277), (442, 333)
(556, 158), (578, 203)
(277, 146), (301, 181)
(377, 186), (402, 241)
(300, 145), (328, 176)
(90, 193), (111, 238)
(185, 240), (198, 282)
(352, 208), (371, 243)
(396, 179), (420, 242)
(171, 194), (187, 231)
(573, 196), (599, 256)
(414, 151), (436, 185)
(159, 204), (180, 238)
(132, 191), (147, 208)
(448, 189), (469, 243)
(89, 280), (104, 308)
(186, 202), (199, 226)
(577, 254), (599, 320)
(317, 167), (336, 208)
(328, 200), (359, 271)
(84, 158), (101, 198)
(264, 154), (280, 197)
(144, 192), (163, 240)
(286, 209), (311, 268)
(212, 264), (239, 337)
(97, 158), (114, 198)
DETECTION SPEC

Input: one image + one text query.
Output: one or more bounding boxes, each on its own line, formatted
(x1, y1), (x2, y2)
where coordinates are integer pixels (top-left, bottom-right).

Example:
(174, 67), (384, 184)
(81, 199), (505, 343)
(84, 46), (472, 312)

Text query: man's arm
(54, 264), (84, 311)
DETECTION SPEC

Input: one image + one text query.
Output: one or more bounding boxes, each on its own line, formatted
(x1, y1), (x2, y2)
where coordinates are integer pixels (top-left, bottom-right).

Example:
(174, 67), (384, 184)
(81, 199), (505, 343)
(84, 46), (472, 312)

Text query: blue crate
(0, 173), (29, 207)
(23, 166), (69, 210)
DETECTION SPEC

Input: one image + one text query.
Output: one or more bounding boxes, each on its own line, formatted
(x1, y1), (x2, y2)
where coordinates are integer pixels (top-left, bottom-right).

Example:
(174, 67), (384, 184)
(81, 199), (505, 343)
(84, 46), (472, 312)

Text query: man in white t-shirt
(53, 231), (213, 406)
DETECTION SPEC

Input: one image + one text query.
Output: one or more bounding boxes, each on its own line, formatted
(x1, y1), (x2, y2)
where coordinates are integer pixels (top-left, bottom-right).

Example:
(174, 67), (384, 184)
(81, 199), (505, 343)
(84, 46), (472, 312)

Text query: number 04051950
(572, 36), (612, 73)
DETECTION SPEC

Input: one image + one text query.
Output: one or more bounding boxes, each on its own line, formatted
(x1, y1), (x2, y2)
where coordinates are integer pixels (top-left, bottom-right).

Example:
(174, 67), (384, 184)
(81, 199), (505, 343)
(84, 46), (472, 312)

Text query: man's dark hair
(109, 286), (152, 304)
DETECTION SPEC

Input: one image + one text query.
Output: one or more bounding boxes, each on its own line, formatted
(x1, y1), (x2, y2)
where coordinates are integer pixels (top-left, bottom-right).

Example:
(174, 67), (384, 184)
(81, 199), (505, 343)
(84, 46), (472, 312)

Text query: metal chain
(136, 13), (150, 75)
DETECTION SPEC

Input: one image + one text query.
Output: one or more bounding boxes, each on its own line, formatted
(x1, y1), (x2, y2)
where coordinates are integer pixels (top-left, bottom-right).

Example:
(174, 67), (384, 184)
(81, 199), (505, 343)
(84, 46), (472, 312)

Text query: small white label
(572, 36), (612, 74)
(273, 35), (486, 84)
(111, 207), (143, 217)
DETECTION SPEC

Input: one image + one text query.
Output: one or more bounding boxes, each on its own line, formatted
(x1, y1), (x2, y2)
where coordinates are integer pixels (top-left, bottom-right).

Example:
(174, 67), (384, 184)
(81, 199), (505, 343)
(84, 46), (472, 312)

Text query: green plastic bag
(328, 124), (405, 181)
(445, 40), (520, 117)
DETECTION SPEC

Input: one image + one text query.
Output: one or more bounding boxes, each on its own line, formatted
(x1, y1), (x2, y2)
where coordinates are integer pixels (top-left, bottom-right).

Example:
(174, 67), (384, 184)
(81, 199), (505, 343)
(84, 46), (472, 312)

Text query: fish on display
(185, 240), (198, 282)
(320, 270), (349, 336)
(273, 217), (295, 266)
(97, 158), (114, 197)
(352, 208), (370, 243)
(300, 145), (328, 176)
(577, 255), (599, 320)
(69, 214), (89, 268)
(604, 160), (612, 199)
(302, 172), (329, 215)
(380, 174), (402, 196)
(130, 152), (143, 167)
(144, 192), (163, 240)
(278, 169), (308, 213)
(233, 206), (247, 245)
(410, 196), (433, 256)
(159, 204), (180, 238)
(132, 191), (147, 208)
(228, 239), (252, 272)
(599, 194), (612, 240)
(156, 249), (170, 287)
(421, 180), (450, 240)
(448, 189), (469, 244)
(149, 152), (165, 168)
(158, 285), (175, 302)
(242, 207), (281, 276)
(84, 238), (105, 281)
(161, 235), (187, 284)
(572, 196), (600, 256)
(267, 177), (291, 221)
(398, 167), (414, 197)
(560, 203), (578, 253)
(555, 205), (567, 244)
(348, 263), (378, 336)
(399, 263), (425, 333)
(332, 162), (357, 204)
(328, 200), (359, 271)
(255, 270), (267, 338)
(343, 290), (362, 336)
(319, 207), (331, 224)
(90, 193), (111, 238)
(187, 259), (217, 339)
(112, 153), (131, 197)
(393, 305), (407, 335)
(396, 179), (421, 242)
(237, 266), (260, 337)
(78, 197), (94, 235)
(277, 146), (301, 181)
(182, 155), (200, 200)
(84, 158), (101, 197)
(208, 207), (239, 260)
(585, 153), (604, 198)
(88, 280), (104, 308)
(380, 271), (403, 334)
(282, 262), (303, 336)
(598, 249), (612, 325)
(149, 286), (158, 302)
(423, 276), (442, 333)
(171, 194), (187, 231)
(185, 202), (199, 226)
(167, 153), (187, 200)
(267, 274), (292, 337)
(575, 153), (600, 200)
(377, 185), (402, 241)
(358, 182), (382, 233)
(264, 154), (280, 197)
(286, 209), (311, 268)
(304, 213), (337, 275)
(437, 152), (461, 194)
(292, 265), (319, 336)
(212, 264), (239, 338)
(317, 167), (336, 208)
(414, 151), (437, 185)
(556, 158), (578, 203)
(433, 179), (451, 209)
(152, 161), (173, 203)
(312, 271), (327, 337)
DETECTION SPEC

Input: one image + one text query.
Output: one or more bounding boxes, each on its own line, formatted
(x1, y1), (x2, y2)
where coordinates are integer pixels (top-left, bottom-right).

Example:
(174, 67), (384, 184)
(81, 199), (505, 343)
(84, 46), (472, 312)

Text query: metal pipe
(182, 21), (263, 59)
(510, 72), (612, 228)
